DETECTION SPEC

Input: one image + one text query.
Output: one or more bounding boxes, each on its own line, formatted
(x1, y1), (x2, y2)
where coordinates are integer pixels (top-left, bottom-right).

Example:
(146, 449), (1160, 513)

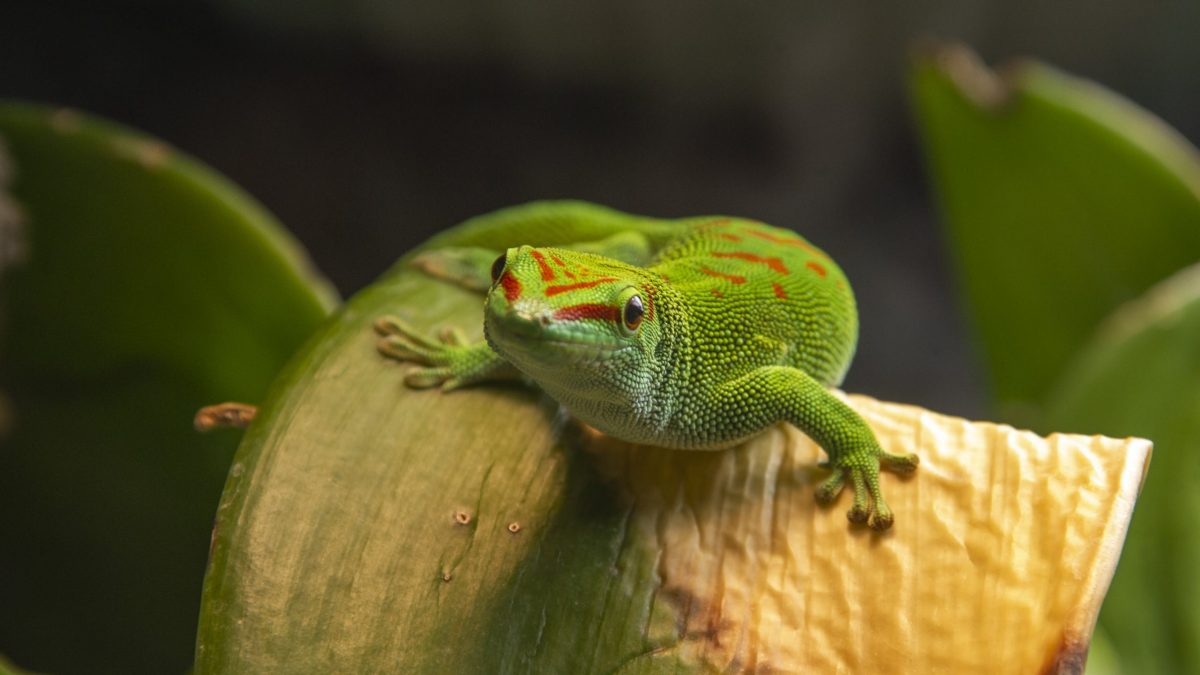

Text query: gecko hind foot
(815, 448), (919, 531)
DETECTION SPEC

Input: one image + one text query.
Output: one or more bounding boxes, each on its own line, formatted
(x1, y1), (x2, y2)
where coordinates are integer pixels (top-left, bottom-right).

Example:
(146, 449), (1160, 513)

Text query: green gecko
(376, 201), (918, 530)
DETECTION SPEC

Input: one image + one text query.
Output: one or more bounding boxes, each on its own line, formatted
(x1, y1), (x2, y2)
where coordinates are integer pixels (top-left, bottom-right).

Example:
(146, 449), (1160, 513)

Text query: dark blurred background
(4, 1), (1199, 418)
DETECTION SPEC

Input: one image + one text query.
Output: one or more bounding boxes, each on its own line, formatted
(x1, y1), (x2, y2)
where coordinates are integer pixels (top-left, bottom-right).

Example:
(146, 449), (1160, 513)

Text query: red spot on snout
(772, 282), (787, 299)
(530, 250), (556, 281)
(550, 254), (577, 279)
(499, 271), (522, 301)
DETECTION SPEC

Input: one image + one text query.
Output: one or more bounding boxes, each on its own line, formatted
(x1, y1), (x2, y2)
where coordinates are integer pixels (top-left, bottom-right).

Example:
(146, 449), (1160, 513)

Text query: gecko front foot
(374, 315), (501, 390)
(815, 447), (919, 531)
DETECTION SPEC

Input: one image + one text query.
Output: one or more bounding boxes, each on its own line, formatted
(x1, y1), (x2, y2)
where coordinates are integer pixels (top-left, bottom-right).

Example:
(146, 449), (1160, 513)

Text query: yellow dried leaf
(582, 393), (1150, 674)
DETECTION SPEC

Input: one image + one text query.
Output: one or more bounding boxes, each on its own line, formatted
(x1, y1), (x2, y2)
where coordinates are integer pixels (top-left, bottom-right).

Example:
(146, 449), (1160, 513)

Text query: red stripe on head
(711, 251), (789, 274)
(544, 277), (619, 296)
(552, 303), (620, 322)
(700, 267), (746, 284)
(530, 250), (556, 281)
(772, 281), (787, 299)
(806, 260), (827, 278)
(499, 271), (522, 301)
(716, 232), (742, 242)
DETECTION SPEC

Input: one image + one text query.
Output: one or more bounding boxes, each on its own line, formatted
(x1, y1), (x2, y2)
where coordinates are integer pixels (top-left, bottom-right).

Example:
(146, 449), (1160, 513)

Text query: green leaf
(909, 44), (1200, 420)
(1046, 263), (1200, 675)
(1085, 628), (1122, 675)
(196, 204), (1151, 673)
(193, 222), (620, 673)
(0, 103), (336, 674)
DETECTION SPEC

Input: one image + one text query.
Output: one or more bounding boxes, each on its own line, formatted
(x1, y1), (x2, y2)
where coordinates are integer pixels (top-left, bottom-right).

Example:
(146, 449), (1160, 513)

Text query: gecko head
(482, 245), (666, 389)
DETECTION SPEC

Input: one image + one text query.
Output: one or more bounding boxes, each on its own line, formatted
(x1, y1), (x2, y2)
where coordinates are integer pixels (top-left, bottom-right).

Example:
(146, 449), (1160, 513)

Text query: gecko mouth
(496, 331), (629, 362)
(486, 310), (629, 365)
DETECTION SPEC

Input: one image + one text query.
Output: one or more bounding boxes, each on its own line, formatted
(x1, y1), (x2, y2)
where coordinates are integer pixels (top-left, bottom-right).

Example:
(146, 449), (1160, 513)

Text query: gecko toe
(404, 367), (454, 389)
(846, 503), (870, 524)
(868, 509), (894, 531)
(883, 451), (920, 473)
(815, 468), (847, 505)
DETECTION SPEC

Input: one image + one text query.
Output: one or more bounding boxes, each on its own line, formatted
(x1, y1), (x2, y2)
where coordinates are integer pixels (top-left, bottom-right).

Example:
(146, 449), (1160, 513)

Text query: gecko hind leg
(715, 365), (919, 531)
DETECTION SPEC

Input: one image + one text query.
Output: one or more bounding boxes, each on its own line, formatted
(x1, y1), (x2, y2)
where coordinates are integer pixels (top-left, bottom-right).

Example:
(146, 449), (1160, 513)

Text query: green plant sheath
(0, 102), (335, 674)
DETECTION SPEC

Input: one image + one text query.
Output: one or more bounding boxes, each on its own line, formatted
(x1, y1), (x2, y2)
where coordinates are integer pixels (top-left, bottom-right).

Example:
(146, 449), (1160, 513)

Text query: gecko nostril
(538, 313), (551, 326)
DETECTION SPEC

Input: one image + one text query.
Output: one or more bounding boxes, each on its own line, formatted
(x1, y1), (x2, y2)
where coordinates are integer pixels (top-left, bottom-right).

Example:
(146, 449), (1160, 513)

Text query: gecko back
(650, 217), (859, 388)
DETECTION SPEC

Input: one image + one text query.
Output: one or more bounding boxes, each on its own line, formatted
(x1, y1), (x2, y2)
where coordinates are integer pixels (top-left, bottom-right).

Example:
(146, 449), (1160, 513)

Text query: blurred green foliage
(910, 45), (1200, 422)
(0, 103), (335, 674)
(1046, 265), (1200, 674)
(911, 45), (1200, 674)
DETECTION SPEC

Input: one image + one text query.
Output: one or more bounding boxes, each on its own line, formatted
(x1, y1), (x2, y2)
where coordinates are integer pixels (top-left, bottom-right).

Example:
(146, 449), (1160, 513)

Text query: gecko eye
(621, 294), (645, 333)
(490, 252), (507, 284)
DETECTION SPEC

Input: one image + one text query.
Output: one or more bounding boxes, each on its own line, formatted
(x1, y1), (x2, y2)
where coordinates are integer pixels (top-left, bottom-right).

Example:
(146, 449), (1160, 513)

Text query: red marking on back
(772, 282), (787, 300)
(530, 250), (556, 281)
(712, 251), (789, 275)
(544, 277), (619, 296)
(553, 303), (620, 322)
(699, 217), (733, 230)
(499, 271), (522, 301)
(700, 267), (746, 284)
(716, 232), (742, 242)
(742, 228), (829, 259)
(806, 260), (827, 278)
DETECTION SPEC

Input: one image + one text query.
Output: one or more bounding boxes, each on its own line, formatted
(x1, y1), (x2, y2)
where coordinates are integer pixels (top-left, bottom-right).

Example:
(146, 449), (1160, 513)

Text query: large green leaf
(196, 204), (1150, 673)
(1047, 263), (1200, 675)
(0, 103), (336, 674)
(910, 44), (1200, 421)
